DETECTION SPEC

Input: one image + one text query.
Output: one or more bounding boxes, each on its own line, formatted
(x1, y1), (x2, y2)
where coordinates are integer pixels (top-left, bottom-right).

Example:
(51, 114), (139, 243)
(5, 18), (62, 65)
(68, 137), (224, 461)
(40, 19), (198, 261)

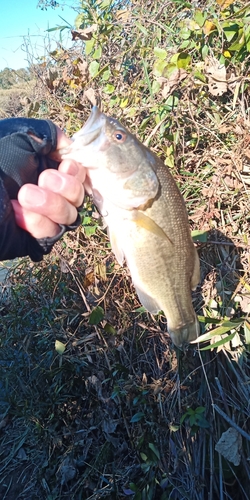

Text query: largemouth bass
(62, 107), (200, 347)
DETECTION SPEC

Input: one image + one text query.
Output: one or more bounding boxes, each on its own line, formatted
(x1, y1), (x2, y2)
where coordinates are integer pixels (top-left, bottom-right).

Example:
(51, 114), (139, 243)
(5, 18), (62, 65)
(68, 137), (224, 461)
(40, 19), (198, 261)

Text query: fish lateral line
(132, 211), (173, 244)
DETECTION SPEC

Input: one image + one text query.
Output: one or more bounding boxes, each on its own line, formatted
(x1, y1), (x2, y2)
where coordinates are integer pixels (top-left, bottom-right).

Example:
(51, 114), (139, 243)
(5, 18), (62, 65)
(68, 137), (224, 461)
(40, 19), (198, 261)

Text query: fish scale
(62, 107), (200, 347)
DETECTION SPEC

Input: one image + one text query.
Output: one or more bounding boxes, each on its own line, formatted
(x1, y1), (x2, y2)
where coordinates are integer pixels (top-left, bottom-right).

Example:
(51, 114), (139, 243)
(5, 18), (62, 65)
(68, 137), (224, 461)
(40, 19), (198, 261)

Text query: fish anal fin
(108, 229), (125, 266)
(135, 285), (160, 314)
(191, 248), (200, 291)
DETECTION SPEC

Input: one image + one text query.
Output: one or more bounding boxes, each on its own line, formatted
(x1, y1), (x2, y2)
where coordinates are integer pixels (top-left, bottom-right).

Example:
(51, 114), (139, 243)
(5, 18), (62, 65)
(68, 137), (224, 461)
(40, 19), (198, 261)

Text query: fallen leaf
(203, 20), (216, 35)
(205, 56), (227, 96)
(216, 0), (234, 10)
(158, 69), (187, 98)
(84, 88), (97, 106)
(215, 427), (242, 466)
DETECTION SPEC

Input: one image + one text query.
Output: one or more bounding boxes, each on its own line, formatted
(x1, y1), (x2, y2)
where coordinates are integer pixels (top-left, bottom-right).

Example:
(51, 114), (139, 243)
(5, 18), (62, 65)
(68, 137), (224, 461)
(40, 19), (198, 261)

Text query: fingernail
(22, 185), (47, 207)
(47, 170), (66, 192)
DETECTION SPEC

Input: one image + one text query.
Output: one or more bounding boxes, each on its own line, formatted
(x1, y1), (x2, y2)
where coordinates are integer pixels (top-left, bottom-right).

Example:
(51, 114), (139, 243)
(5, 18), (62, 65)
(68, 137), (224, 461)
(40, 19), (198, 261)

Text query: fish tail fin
(168, 315), (200, 348)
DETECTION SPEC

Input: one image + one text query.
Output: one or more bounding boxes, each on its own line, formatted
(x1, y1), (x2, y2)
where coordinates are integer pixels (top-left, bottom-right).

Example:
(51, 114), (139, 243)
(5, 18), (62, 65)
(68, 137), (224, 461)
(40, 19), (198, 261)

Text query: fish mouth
(73, 106), (104, 146)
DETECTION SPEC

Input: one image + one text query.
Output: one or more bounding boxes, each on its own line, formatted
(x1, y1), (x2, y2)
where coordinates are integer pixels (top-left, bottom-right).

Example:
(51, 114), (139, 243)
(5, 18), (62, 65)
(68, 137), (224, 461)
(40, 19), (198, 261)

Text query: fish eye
(113, 131), (126, 143)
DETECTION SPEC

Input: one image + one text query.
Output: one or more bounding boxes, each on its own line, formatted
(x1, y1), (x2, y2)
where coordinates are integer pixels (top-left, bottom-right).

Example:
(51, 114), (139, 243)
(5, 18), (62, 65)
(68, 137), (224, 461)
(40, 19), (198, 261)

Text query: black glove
(0, 118), (81, 262)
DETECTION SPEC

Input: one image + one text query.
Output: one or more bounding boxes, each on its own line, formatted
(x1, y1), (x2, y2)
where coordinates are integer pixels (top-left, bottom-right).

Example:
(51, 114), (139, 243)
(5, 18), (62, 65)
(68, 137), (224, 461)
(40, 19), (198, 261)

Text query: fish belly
(106, 207), (199, 348)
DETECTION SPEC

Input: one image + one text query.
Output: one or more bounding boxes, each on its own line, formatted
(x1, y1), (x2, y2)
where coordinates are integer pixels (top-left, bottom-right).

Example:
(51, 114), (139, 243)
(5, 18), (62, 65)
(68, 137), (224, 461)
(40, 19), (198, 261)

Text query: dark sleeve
(0, 118), (81, 262)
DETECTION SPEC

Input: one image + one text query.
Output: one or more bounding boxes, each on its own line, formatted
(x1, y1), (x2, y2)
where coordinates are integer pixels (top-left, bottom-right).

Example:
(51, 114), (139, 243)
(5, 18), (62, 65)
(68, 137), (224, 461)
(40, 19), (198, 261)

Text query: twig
(204, 240), (250, 249)
(213, 404), (250, 442)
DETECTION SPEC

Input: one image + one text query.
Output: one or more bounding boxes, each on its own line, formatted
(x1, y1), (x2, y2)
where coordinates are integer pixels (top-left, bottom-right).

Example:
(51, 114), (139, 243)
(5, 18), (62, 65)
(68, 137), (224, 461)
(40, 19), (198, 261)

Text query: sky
(0, 1), (79, 70)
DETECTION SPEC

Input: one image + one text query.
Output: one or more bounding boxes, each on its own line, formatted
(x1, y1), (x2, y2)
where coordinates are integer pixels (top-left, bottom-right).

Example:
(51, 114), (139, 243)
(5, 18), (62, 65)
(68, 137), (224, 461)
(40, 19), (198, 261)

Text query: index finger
(49, 126), (73, 162)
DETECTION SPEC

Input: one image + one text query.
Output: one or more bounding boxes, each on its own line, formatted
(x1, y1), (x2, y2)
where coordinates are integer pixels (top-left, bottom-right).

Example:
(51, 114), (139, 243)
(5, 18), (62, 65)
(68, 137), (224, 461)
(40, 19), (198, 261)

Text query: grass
(1, 219), (250, 499)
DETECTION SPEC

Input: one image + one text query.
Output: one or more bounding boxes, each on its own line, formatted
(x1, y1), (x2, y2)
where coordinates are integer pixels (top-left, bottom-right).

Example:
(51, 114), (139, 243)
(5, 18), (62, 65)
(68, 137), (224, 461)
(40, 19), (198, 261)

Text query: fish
(62, 106), (200, 347)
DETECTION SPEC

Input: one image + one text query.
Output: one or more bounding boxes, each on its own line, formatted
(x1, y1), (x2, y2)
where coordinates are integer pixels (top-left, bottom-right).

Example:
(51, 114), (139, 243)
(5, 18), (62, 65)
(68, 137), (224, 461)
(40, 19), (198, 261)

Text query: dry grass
(1, 217), (250, 499)
(1, 1), (250, 498)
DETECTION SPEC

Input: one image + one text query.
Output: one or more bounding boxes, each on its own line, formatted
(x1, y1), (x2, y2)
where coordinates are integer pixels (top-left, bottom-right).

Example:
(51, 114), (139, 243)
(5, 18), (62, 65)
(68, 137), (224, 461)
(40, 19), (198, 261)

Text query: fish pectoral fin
(108, 228), (125, 266)
(191, 248), (200, 291)
(133, 211), (173, 244)
(135, 285), (160, 314)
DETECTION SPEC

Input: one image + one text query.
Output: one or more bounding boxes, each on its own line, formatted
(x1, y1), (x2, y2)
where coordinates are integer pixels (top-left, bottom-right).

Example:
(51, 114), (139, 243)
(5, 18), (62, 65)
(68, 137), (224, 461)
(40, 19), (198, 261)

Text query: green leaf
(228, 29), (245, 51)
(153, 59), (168, 77)
(130, 412), (145, 423)
(179, 40), (191, 50)
(177, 52), (191, 70)
(140, 452), (148, 461)
(194, 10), (206, 27)
(192, 320), (243, 344)
(148, 442), (160, 460)
(120, 97), (129, 108)
(180, 412), (189, 425)
(55, 340), (66, 355)
(83, 215), (91, 225)
(89, 306), (104, 325)
(197, 417), (210, 428)
(135, 22), (148, 35)
(200, 331), (236, 350)
(169, 424), (179, 432)
(46, 25), (69, 32)
(223, 23), (239, 42)
(85, 38), (95, 55)
(89, 61), (100, 78)
(152, 80), (160, 94)
(179, 27), (191, 40)
(84, 225), (97, 236)
(197, 316), (221, 324)
(201, 44), (209, 60)
(154, 47), (167, 59)
(93, 45), (102, 59)
(189, 415), (196, 426)
(191, 229), (208, 242)
(133, 306), (147, 313)
(102, 69), (111, 81)
(195, 406), (205, 414)
(194, 69), (206, 82)
(165, 94), (179, 111)
(104, 83), (115, 94)
(100, 0), (111, 8)
(104, 323), (116, 335)
(142, 59), (153, 98)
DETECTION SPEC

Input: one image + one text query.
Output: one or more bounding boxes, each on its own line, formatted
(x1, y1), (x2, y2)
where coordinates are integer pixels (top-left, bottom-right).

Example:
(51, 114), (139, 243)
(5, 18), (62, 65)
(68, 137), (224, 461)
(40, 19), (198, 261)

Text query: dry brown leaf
(78, 60), (89, 79)
(224, 175), (242, 189)
(94, 262), (107, 281)
(240, 295), (250, 314)
(216, 0), (234, 10)
(203, 20), (216, 35)
(215, 427), (242, 466)
(205, 56), (227, 96)
(83, 268), (95, 288)
(71, 25), (98, 41)
(84, 88), (97, 106)
(115, 9), (131, 23)
(158, 69), (187, 98)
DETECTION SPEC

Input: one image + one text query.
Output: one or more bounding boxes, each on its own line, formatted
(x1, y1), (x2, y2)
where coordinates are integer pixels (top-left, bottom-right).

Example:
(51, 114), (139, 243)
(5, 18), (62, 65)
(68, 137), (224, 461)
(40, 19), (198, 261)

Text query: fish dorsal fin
(133, 211), (173, 244)
(134, 284), (160, 314)
(108, 228), (125, 266)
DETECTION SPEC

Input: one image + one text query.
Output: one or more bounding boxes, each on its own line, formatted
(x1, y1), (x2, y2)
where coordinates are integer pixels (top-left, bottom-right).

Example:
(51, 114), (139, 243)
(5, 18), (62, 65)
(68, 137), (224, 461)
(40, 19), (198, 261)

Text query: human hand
(0, 118), (85, 261)
(12, 128), (86, 239)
